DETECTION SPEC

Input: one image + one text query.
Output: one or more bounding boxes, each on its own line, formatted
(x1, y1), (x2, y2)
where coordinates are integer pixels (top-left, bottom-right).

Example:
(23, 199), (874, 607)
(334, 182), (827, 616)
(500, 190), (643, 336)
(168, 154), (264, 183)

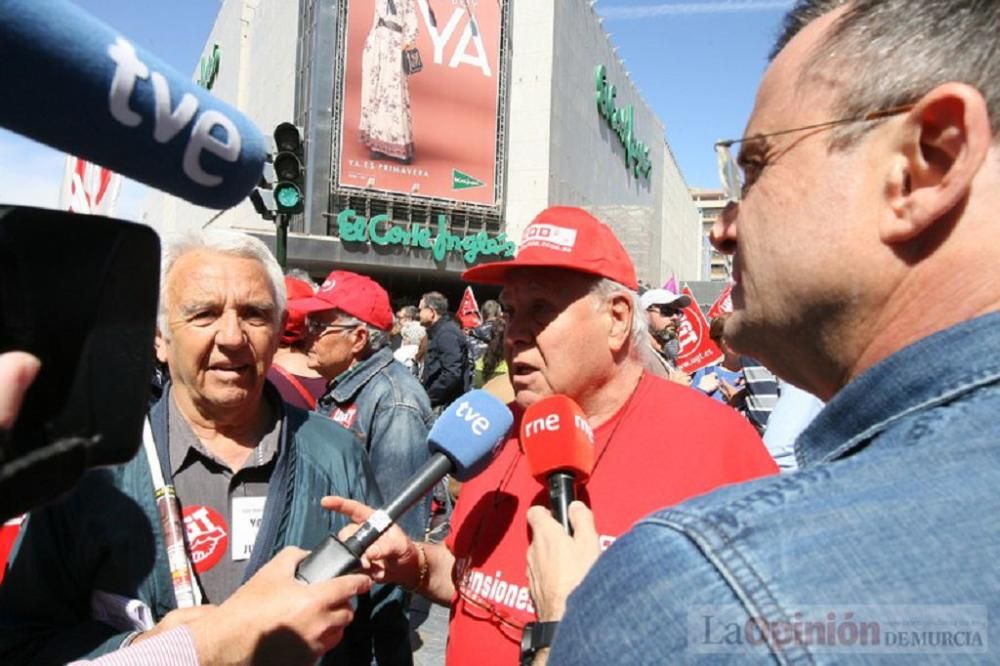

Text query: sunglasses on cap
(647, 304), (684, 317)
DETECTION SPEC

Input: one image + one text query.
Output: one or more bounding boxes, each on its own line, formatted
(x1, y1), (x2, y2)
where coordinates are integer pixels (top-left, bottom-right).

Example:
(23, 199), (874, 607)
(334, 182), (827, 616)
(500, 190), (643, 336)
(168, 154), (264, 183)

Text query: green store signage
(594, 64), (652, 180)
(337, 210), (516, 264)
(197, 44), (220, 90)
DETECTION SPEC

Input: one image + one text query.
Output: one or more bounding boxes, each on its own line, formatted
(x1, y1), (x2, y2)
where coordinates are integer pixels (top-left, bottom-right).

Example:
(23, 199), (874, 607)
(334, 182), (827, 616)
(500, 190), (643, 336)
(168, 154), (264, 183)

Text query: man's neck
(578, 361), (645, 429)
(170, 390), (273, 471)
(329, 354), (365, 386)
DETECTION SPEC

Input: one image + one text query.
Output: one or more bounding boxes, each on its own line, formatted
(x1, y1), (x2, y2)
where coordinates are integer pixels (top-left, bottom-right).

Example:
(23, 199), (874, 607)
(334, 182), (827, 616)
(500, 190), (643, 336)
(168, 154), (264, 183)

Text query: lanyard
(142, 418), (202, 608)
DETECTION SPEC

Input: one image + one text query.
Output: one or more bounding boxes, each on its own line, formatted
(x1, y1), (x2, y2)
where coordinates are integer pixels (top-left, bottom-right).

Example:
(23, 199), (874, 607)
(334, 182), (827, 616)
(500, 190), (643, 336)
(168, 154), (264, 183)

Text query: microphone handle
(547, 471), (576, 535)
(382, 454), (452, 522)
(295, 454), (453, 583)
(295, 535), (361, 583)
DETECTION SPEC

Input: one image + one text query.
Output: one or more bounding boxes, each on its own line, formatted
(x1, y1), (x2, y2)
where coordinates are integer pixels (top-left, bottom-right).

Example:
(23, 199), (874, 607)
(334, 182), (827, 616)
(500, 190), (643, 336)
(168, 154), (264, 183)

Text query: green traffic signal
(271, 123), (305, 215)
(274, 182), (303, 213)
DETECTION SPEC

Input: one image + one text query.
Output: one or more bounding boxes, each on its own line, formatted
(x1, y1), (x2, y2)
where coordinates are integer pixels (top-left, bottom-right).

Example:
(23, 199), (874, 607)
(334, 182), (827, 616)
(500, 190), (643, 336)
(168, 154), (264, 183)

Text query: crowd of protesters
(0, 211), (805, 666)
(4, 0), (1000, 664)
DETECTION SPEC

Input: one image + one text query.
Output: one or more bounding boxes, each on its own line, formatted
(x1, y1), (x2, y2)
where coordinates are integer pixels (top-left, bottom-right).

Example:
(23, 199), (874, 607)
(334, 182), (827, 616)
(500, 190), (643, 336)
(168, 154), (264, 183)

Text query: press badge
(231, 496), (266, 561)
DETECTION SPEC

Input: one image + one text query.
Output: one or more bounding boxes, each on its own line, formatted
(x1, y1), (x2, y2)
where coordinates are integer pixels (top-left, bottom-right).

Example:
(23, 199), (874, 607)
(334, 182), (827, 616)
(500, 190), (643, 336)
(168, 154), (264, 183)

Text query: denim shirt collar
(796, 311), (1000, 468)
(329, 346), (396, 403)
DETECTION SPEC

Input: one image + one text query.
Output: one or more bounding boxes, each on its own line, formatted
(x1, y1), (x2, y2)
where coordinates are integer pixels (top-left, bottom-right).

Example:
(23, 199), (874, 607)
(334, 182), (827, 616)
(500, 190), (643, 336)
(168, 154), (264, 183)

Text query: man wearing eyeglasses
(532, 1), (1000, 663)
(290, 270), (434, 543)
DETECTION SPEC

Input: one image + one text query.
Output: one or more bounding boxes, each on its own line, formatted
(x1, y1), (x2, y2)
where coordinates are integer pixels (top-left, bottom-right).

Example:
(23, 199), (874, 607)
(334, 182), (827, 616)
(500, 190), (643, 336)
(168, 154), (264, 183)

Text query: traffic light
(249, 160), (276, 221)
(272, 122), (305, 214)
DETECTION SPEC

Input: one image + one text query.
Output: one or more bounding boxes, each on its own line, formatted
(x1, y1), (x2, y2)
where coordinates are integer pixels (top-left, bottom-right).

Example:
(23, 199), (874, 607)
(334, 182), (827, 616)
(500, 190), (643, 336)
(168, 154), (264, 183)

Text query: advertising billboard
(336, 0), (503, 206)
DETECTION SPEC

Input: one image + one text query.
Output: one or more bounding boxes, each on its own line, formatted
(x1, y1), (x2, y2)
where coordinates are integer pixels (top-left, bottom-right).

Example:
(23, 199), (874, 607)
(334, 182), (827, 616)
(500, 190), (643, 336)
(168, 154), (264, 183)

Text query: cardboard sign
(676, 286), (723, 373)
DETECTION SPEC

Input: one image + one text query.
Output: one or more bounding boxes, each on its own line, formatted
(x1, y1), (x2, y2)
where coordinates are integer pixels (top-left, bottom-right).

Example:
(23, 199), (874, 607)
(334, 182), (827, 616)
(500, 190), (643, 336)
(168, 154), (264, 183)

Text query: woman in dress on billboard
(359, 0), (419, 164)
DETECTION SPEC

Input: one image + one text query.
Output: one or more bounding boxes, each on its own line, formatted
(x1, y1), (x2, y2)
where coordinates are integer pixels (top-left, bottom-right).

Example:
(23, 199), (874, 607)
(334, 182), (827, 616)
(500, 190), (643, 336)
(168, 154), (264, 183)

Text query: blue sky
(599, 1), (790, 186)
(0, 0), (790, 217)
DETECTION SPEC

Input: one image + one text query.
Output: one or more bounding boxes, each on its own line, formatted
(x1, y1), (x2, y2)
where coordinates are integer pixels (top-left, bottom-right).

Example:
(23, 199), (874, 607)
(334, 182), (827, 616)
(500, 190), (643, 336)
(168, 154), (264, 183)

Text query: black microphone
(296, 390), (513, 583)
(0, 0), (267, 209)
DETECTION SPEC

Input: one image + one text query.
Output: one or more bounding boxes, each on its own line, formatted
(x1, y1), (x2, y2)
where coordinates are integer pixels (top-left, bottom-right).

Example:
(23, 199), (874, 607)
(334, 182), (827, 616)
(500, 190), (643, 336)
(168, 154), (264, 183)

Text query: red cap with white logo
(288, 270), (393, 331)
(461, 206), (638, 290)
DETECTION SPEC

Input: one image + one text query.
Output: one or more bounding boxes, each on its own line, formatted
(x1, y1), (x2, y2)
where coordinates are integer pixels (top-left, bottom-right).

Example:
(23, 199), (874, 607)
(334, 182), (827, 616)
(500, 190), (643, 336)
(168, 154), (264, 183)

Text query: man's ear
(154, 329), (168, 364)
(351, 327), (370, 356)
(607, 293), (633, 354)
(883, 83), (992, 243)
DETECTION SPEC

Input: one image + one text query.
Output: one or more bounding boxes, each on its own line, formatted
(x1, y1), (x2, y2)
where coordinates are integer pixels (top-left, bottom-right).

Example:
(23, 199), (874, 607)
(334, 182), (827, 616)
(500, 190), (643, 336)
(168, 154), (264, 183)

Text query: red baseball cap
(461, 206), (638, 290)
(287, 270), (393, 331)
(281, 276), (316, 345)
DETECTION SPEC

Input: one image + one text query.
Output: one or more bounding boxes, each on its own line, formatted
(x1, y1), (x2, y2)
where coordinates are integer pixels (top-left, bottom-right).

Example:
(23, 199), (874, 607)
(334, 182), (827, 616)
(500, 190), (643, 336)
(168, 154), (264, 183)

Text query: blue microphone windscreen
(428, 390), (513, 481)
(0, 0), (266, 209)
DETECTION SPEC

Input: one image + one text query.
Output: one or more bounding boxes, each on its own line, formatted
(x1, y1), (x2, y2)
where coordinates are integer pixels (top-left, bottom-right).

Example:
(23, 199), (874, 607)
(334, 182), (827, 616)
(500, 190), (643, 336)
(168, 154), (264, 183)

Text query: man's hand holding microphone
(298, 390), (513, 604)
(521, 396), (602, 665)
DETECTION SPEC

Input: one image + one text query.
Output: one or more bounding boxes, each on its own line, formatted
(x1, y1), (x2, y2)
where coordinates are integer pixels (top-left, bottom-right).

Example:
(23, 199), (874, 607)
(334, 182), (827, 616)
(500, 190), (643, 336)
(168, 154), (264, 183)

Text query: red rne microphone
(520, 395), (595, 535)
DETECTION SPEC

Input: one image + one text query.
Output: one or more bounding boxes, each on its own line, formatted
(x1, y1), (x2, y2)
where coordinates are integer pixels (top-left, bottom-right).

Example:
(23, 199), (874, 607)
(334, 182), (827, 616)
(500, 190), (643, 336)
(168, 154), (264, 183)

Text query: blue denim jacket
(317, 347), (434, 540)
(552, 312), (1000, 664)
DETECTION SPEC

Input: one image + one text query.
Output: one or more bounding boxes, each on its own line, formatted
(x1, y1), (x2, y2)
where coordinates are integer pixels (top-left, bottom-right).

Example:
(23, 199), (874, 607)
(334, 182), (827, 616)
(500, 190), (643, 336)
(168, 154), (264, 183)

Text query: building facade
(145, 0), (703, 304)
(691, 187), (730, 282)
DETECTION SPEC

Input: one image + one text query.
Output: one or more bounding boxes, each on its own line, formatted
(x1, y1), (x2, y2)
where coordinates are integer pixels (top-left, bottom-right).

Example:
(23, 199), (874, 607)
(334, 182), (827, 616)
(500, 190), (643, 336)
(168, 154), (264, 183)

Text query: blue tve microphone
(0, 0), (266, 209)
(296, 390), (513, 583)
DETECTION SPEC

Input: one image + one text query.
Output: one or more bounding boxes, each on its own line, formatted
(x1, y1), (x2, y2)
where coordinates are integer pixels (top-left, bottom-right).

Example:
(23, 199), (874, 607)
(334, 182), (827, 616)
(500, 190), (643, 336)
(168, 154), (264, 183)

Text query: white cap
(640, 288), (691, 311)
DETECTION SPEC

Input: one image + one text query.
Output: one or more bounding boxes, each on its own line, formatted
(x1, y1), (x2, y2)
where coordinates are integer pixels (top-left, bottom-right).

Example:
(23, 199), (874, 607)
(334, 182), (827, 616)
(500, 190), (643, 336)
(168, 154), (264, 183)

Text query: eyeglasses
(455, 584), (527, 643)
(714, 104), (915, 202)
(304, 319), (358, 337)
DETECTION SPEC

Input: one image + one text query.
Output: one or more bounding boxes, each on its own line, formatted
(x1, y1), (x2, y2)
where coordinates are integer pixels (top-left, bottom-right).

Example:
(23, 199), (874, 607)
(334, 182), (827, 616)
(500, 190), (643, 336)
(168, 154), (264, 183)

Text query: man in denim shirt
(527, 1), (1000, 663)
(292, 271), (434, 541)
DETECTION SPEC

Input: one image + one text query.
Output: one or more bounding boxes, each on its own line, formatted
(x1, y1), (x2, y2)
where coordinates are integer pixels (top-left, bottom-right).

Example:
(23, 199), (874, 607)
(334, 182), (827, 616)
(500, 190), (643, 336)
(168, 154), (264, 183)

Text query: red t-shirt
(444, 372), (777, 664)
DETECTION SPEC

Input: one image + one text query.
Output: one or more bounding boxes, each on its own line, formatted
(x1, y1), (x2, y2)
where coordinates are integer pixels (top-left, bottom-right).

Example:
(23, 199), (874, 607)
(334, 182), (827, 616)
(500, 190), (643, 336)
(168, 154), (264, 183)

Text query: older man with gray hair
(323, 206), (776, 666)
(0, 230), (408, 665)
(291, 270), (434, 542)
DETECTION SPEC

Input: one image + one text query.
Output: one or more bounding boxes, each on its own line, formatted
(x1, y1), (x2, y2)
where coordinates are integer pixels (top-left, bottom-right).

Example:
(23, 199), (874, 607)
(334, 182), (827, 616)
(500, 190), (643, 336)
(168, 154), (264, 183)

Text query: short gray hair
(328, 311), (390, 355)
(158, 230), (286, 338)
(285, 268), (317, 289)
(588, 278), (651, 366)
(773, 1), (1000, 147)
(481, 299), (502, 320)
(421, 291), (449, 317)
(400, 320), (426, 346)
(397, 305), (419, 322)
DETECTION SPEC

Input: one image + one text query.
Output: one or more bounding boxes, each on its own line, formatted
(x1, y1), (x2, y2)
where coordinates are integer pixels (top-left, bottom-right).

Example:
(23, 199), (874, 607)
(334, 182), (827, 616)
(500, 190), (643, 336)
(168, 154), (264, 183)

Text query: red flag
(458, 286), (482, 329)
(59, 155), (122, 216)
(675, 286), (723, 373)
(707, 282), (734, 320)
(0, 515), (25, 584)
